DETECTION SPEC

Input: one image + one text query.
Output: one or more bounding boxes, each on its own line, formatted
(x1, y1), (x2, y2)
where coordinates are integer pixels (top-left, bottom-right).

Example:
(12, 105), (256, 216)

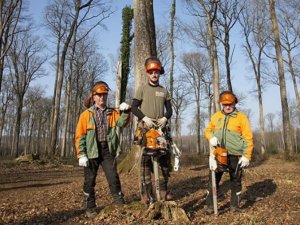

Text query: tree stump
(144, 201), (190, 223)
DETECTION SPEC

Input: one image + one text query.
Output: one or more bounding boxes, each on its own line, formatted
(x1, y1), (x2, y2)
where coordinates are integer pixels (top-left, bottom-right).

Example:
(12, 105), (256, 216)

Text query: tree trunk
(12, 96), (23, 157)
(0, 0), (22, 93)
(120, 6), (133, 103)
(199, 0), (220, 113)
(286, 51), (300, 124)
(119, 0), (157, 173)
(133, 0), (157, 89)
(196, 101), (201, 154)
(115, 61), (122, 107)
(269, 0), (293, 159)
(169, 0), (176, 100)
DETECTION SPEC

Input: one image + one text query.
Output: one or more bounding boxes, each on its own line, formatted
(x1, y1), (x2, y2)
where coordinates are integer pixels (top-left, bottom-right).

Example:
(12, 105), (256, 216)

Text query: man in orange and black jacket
(75, 81), (130, 218)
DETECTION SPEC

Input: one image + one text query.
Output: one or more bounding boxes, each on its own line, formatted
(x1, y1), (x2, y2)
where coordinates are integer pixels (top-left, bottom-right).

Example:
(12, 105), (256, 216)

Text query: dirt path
(0, 157), (299, 224)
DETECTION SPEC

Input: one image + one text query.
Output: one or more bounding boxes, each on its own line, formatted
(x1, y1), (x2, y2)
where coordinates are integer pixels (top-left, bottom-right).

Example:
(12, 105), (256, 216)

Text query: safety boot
(160, 190), (173, 200)
(230, 191), (241, 212)
(112, 191), (125, 205)
(85, 208), (97, 218)
(205, 190), (214, 215)
(141, 183), (153, 205)
(83, 191), (96, 210)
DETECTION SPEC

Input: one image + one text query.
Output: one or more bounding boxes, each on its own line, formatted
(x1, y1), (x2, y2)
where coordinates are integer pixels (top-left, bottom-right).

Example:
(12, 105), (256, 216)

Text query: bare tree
(181, 52), (210, 153)
(7, 30), (46, 157)
(46, 0), (113, 155)
(268, 0), (293, 159)
(184, 0), (221, 112)
(277, 0), (300, 124)
(22, 86), (45, 155)
(169, 0), (176, 100)
(44, 0), (71, 149)
(0, 79), (13, 147)
(215, 0), (244, 92)
(198, 0), (221, 112)
(172, 78), (192, 141)
(0, 0), (23, 93)
(239, 0), (271, 155)
(29, 92), (51, 155)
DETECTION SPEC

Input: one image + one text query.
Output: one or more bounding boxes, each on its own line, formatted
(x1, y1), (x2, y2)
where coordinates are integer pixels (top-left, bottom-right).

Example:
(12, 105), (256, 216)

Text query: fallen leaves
(0, 157), (300, 224)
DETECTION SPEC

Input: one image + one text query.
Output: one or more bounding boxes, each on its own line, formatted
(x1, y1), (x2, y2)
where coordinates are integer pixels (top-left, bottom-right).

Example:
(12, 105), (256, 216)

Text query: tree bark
(269, 0), (293, 159)
(133, 0), (157, 90)
(198, 0), (220, 113)
(169, 0), (176, 100)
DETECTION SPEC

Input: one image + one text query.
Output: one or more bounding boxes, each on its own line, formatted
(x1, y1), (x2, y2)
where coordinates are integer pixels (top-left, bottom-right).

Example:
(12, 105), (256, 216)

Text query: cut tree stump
(144, 201), (190, 223)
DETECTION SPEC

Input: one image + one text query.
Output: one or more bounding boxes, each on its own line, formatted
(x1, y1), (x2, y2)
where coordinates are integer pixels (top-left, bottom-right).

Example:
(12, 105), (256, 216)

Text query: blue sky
(28, 0), (292, 134)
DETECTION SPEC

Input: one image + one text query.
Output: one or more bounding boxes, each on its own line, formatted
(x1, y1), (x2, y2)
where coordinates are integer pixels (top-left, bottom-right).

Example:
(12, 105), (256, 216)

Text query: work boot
(141, 183), (153, 205)
(165, 191), (173, 200)
(217, 191), (225, 200)
(85, 208), (97, 218)
(204, 206), (214, 215)
(112, 192), (125, 205)
(230, 191), (241, 212)
(205, 190), (214, 215)
(160, 190), (166, 200)
(160, 190), (173, 200)
(83, 191), (96, 210)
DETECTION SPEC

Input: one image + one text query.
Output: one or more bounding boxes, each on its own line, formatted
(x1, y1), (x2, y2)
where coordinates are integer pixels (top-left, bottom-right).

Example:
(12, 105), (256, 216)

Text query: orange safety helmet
(219, 91), (238, 104)
(83, 81), (110, 108)
(144, 57), (165, 74)
(92, 81), (109, 95)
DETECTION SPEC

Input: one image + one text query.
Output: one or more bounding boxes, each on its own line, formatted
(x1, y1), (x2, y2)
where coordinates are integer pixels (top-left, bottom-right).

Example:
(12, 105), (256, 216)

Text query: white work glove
(157, 117), (168, 128)
(238, 156), (250, 168)
(209, 154), (217, 171)
(171, 143), (182, 157)
(119, 102), (130, 111)
(209, 136), (219, 147)
(142, 116), (155, 128)
(174, 156), (180, 171)
(78, 155), (89, 167)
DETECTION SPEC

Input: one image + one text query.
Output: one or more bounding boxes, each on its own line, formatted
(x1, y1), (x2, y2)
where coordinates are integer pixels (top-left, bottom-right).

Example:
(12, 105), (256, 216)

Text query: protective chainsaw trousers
(140, 152), (170, 201)
(83, 141), (123, 209)
(206, 154), (243, 208)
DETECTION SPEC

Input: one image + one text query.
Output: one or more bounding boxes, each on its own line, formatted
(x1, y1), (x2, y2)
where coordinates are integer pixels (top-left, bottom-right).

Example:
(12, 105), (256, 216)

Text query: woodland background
(1, 1), (300, 224)
(0, 0), (300, 162)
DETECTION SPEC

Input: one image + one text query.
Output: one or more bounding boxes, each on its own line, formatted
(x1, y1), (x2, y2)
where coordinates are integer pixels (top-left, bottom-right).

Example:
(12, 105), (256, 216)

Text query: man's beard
(151, 79), (159, 85)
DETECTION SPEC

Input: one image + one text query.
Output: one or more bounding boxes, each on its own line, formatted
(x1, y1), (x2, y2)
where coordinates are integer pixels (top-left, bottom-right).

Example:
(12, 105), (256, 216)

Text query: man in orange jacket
(205, 91), (254, 213)
(75, 81), (130, 218)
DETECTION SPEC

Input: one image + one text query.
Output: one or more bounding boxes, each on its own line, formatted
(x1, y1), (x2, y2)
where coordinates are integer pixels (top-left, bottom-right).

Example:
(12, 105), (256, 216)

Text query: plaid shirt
(95, 107), (107, 142)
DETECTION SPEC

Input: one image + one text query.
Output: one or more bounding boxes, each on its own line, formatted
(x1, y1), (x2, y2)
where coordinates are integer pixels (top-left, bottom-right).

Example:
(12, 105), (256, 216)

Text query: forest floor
(0, 154), (299, 225)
